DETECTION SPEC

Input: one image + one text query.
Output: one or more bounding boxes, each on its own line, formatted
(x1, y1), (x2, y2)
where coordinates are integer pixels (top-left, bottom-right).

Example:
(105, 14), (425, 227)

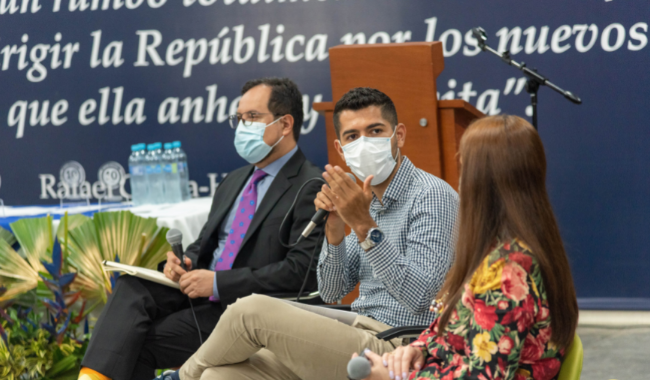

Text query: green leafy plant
(0, 210), (170, 379)
(0, 221), (91, 380)
(0, 211), (169, 304)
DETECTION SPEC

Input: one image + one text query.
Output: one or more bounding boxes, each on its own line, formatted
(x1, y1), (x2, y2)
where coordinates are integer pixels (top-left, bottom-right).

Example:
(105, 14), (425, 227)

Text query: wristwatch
(360, 227), (384, 251)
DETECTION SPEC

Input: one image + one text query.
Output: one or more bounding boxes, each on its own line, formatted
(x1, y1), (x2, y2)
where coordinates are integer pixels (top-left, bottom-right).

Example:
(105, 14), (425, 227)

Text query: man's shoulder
(299, 158), (323, 177)
(409, 167), (459, 201)
(292, 151), (322, 180)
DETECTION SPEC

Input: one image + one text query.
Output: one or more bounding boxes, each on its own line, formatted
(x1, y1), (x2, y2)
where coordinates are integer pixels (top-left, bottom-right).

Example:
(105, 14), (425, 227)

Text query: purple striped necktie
(214, 169), (268, 272)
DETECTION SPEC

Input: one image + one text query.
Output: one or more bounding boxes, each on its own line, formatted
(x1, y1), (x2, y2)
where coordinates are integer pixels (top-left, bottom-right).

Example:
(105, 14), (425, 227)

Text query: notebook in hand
(103, 260), (180, 289)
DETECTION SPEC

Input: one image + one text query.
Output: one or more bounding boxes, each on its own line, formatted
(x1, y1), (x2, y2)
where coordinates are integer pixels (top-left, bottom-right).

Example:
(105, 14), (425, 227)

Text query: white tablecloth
(1, 197), (213, 248)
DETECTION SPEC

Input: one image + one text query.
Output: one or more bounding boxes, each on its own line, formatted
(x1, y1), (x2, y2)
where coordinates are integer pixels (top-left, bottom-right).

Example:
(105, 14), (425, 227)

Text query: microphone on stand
(347, 350), (371, 380)
(300, 172), (357, 239)
(166, 228), (186, 270)
(471, 27), (488, 50)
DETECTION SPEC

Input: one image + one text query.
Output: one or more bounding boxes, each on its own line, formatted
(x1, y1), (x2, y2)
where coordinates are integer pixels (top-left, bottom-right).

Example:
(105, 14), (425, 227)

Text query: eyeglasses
(228, 112), (279, 129)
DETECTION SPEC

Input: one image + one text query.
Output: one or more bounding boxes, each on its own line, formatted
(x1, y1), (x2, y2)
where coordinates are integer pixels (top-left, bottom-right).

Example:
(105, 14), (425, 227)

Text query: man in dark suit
(79, 78), (324, 380)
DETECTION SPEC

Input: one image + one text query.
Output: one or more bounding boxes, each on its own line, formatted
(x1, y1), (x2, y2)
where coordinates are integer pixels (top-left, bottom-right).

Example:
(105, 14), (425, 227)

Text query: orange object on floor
(79, 367), (111, 380)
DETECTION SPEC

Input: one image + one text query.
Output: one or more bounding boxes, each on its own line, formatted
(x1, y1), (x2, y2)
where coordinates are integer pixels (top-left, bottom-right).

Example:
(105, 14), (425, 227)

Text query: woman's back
(410, 238), (564, 380)
(375, 116), (577, 380)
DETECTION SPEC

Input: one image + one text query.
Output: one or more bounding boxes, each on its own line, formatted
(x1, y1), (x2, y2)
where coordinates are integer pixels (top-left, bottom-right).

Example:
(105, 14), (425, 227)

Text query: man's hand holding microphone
(164, 229), (214, 299)
(314, 165), (378, 247)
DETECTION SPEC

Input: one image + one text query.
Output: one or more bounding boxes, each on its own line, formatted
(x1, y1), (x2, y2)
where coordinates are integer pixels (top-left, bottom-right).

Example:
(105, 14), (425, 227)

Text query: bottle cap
(164, 142), (173, 150)
(172, 141), (181, 148)
(131, 144), (138, 152)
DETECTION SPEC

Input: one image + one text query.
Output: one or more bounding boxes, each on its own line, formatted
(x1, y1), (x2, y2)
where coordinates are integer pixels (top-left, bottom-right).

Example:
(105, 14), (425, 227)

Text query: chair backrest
(557, 334), (583, 380)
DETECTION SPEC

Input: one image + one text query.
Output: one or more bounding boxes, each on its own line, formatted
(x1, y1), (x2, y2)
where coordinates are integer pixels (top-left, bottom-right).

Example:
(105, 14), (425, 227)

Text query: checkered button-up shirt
(317, 157), (459, 328)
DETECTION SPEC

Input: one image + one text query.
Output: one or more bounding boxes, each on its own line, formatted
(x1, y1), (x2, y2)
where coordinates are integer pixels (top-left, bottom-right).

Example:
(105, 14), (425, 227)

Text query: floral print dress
(409, 239), (564, 380)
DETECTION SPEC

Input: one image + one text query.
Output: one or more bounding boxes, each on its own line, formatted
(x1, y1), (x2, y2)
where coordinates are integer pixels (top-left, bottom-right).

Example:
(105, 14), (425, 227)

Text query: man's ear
(281, 115), (295, 137)
(334, 139), (345, 160)
(395, 123), (406, 149)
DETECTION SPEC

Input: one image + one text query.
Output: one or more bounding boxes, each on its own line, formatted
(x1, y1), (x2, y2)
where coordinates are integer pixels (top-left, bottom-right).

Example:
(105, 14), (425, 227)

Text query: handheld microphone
(300, 172), (357, 239)
(166, 228), (185, 270)
(347, 350), (371, 380)
(165, 228), (203, 344)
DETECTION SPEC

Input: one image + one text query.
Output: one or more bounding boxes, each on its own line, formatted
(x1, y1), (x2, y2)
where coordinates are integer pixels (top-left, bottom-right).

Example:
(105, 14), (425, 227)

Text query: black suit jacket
(183, 149), (324, 306)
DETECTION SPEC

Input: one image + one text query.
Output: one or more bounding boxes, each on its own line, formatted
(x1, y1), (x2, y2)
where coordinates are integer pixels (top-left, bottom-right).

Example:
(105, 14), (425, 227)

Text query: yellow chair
(557, 334), (583, 380)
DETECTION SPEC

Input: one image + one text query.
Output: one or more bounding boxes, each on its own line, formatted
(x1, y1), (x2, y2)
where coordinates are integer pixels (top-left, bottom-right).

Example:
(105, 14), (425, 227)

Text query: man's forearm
(325, 222), (346, 246)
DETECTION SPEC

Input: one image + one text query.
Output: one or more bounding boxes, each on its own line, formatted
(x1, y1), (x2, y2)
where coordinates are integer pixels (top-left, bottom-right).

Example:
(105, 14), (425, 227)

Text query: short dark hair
(333, 87), (398, 138)
(241, 77), (304, 142)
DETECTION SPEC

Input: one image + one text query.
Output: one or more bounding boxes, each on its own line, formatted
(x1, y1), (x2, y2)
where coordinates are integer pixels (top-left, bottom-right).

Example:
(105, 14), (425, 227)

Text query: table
(0, 197), (213, 248)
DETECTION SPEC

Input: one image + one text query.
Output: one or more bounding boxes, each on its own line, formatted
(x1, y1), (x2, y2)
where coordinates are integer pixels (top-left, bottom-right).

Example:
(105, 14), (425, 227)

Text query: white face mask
(341, 129), (398, 186)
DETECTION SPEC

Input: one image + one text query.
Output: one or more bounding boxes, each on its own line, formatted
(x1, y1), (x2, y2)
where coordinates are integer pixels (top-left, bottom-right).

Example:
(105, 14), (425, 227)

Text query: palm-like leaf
(0, 227), (16, 247)
(65, 211), (170, 303)
(94, 212), (155, 264)
(0, 239), (39, 301)
(0, 217), (56, 301)
(65, 219), (108, 303)
(55, 214), (90, 252)
(56, 213), (90, 274)
(139, 228), (172, 269)
(10, 216), (53, 273)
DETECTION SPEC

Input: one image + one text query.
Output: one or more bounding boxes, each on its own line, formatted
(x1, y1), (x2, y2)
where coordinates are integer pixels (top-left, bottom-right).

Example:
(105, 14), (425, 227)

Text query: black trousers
(82, 275), (224, 380)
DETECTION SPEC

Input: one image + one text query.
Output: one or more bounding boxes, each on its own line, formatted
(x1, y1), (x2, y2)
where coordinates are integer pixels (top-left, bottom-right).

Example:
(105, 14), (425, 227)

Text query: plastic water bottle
(128, 143), (147, 206)
(173, 141), (191, 201)
(145, 142), (165, 204)
(162, 142), (182, 204)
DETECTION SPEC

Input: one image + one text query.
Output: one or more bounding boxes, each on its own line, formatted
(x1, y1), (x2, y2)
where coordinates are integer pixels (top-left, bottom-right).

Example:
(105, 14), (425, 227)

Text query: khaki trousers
(179, 294), (404, 380)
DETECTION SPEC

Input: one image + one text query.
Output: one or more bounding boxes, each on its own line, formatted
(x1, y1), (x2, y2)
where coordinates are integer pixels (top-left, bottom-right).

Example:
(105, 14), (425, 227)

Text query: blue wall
(0, 0), (648, 306)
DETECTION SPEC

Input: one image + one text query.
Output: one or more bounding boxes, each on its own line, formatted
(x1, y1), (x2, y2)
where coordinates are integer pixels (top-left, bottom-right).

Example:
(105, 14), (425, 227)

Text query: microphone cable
(295, 214), (327, 303)
(178, 255), (204, 345)
(277, 177), (328, 303)
(188, 297), (203, 345)
(278, 177), (326, 248)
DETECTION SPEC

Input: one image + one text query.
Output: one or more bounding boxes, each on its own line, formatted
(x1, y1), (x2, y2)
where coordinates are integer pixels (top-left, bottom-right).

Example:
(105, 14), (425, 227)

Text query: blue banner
(0, 0), (648, 305)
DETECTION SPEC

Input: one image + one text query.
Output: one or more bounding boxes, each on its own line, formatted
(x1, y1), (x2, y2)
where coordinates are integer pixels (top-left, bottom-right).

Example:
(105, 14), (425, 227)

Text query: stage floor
(579, 325), (650, 379)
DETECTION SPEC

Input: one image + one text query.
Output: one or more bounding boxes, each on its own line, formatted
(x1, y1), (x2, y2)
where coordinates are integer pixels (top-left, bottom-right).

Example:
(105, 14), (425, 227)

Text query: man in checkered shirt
(316, 88), (459, 330)
(176, 88), (458, 380)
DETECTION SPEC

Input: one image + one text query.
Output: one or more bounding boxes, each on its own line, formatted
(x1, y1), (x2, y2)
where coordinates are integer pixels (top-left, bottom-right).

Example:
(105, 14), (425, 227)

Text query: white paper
(103, 260), (180, 289)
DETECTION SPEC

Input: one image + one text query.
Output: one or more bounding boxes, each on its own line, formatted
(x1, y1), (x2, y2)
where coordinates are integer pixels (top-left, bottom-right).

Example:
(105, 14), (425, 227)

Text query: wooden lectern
(313, 42), (483, 191)
(313, 42), (484, 304)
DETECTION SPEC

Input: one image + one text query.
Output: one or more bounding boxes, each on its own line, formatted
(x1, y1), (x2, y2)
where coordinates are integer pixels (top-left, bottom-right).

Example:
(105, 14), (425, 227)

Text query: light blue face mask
(234, 118), (284, 164)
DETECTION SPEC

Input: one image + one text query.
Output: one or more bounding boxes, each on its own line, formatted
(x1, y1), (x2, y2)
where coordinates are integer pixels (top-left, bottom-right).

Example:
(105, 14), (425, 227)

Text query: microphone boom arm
(472, 27), (582, 129)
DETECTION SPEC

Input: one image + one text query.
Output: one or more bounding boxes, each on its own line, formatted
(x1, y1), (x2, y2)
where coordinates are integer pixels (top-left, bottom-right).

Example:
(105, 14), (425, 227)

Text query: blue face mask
(234, 118), (284, 164)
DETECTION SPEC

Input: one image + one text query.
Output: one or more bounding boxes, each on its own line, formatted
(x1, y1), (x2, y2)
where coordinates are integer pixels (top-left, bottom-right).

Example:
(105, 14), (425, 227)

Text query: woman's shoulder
(479, 238), (538, 275)
(469, 238), (543, 301)
(484, 238), (538, 273)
